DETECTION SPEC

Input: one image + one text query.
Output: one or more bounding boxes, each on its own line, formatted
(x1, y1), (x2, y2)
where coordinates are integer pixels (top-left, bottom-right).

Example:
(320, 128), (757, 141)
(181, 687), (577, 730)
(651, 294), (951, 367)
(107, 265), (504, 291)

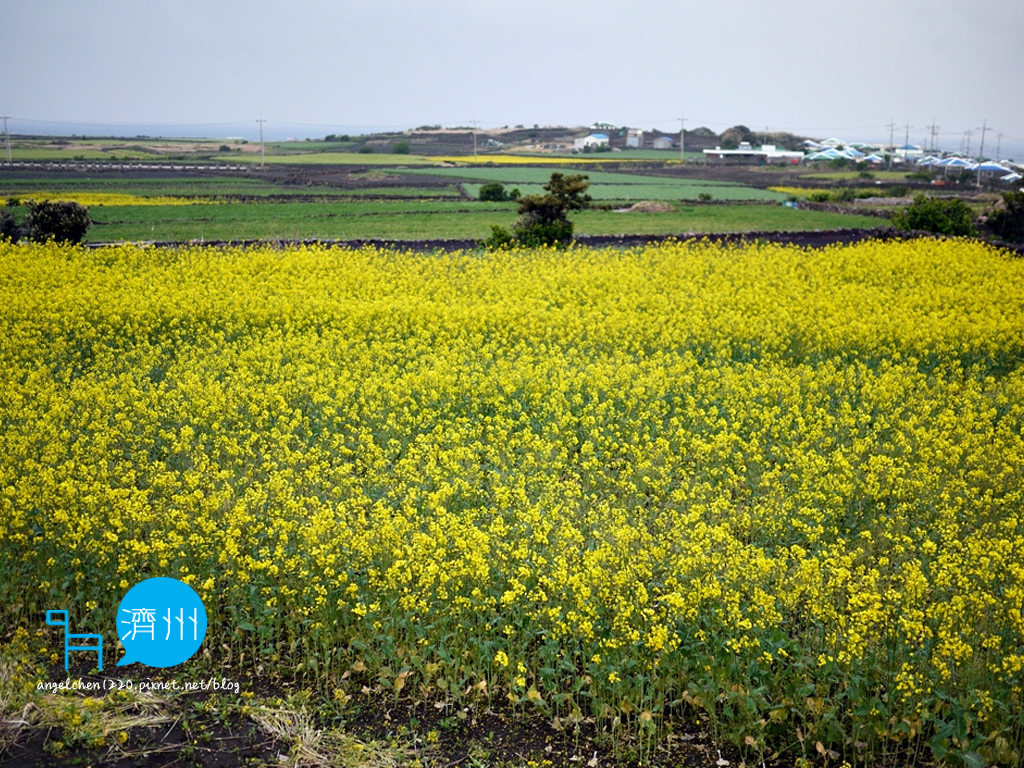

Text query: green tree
(485, 173), (591, 249)
(0, 209), (24, 242)
(891, 194), (976, 237)
(986, 190), (1024, 243)
(392, 141), (411, 155)
(479, 182), (509, 202)
(511, 172), (591, 247)
(24, 200), (92, 244)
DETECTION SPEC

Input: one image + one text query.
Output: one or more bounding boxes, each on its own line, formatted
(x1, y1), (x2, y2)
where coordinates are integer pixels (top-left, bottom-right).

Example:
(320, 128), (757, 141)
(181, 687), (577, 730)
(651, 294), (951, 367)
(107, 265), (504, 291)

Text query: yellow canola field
(6, 191), (207, 207)
(1, 238), (1023, 763)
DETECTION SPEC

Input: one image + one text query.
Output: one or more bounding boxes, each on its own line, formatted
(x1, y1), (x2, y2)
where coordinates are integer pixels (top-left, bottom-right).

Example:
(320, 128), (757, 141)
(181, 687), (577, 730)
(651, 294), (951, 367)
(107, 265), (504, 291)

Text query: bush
(986, 190), (1024, 243)
(482, 224), (514, 249)
(1, 209), (24, 242)
(479, 182), (509, 202)
(891, 195), (976, 237)
(510, 173), (591, 248)
(24, 200), (92, 244)
(358, 145), (374, 154)
(887, 186), (909, 198)
(485, 173), (591, 249)
(392, 141), (411, 155)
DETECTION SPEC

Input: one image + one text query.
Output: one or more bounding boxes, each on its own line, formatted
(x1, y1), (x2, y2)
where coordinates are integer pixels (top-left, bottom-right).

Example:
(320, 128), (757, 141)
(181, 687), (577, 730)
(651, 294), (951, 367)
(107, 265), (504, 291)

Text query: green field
(400, 167), (786, 201)
(1, 147), (893, 243)
(79, 200), (881, 242)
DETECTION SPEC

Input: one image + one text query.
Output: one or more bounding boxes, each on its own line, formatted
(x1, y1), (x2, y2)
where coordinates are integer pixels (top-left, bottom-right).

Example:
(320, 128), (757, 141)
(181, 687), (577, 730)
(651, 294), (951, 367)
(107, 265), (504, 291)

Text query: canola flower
(5, 192), (209, 207)
(767, 186), (818, 198)
(1, 237), (1023, 765)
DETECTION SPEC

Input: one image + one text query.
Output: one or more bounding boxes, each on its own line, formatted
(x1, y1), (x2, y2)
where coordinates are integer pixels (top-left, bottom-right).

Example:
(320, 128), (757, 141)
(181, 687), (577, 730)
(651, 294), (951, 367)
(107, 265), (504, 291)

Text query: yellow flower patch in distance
(6, 191), (210, 207)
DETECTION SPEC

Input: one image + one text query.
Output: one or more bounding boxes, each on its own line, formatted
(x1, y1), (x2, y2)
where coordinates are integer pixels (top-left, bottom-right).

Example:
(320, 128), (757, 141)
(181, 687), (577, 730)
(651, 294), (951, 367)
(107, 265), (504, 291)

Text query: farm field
(67, 201), (878, 242)
(2, 165), (886, 243)
(397, 166), (787, 201)
(2, 238), (1023, 767)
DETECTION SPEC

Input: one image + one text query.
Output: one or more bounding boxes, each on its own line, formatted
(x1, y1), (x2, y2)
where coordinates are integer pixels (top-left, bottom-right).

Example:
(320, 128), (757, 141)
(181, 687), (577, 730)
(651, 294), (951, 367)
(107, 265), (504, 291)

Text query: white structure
(626, 129), (644, 148)
(704, 143), (804, 164)
(652, 136), (673, 150)
(574, 133), (609, 151)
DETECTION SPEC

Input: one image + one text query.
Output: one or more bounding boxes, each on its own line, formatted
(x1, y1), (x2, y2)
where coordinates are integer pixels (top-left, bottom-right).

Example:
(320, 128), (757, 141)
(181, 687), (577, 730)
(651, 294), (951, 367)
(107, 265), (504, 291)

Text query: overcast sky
(5, 0), (1024, 156)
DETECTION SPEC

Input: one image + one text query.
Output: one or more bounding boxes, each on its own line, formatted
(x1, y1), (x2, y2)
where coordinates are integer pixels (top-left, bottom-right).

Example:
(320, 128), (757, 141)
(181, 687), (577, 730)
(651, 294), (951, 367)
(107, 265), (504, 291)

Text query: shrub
(482, 224), (514, 249)
(698, 192), (713, 202)
(486, 173), (591, 249)
(808, 192), (831, 203)
(509, 173), (590, 248)
(1, 209), (24, 242)
(24, 200), (92, 244)
(986, 190), (1024, 243)
(479, 182), (509, 202)
(887, 186), (909, 198)
(392, 141), (411, 155)
(834, 188), (856, 203)
(358, 145), (374, 154)
(891, 195), (976, 236)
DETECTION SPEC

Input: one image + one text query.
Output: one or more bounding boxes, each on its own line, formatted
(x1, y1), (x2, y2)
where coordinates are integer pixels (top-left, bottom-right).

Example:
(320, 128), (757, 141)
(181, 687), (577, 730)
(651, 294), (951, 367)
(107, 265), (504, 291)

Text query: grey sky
(5, 0), (1024, 156)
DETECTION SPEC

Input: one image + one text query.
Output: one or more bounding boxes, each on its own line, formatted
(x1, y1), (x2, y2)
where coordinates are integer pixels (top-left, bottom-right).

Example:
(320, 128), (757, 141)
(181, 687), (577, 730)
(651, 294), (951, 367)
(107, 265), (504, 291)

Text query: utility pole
(257, 118), (265, 167)
(2, 115), (10, 165)
(927, 121), (940, 153)
(887, 120), (896, 169)
(903, 122), (911, 159)
(976, 120), (989, 189)
(964, 128), (974, 158)
(471, 119), (478, 160)
(996, 132), (1003, 162)
(679, 113), (685, 163)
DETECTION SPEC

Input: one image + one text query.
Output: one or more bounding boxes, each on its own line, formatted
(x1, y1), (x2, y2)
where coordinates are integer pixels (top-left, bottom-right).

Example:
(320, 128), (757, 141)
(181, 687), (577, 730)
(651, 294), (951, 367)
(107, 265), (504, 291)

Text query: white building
(626, 129), (644, 148)
(574, 133), (609, 151)
(703, 143), (804, 165)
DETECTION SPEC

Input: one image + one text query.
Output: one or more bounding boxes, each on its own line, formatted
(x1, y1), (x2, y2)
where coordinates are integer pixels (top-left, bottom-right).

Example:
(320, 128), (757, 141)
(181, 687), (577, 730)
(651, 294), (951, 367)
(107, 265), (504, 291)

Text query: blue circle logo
(116, 577), (208, 668)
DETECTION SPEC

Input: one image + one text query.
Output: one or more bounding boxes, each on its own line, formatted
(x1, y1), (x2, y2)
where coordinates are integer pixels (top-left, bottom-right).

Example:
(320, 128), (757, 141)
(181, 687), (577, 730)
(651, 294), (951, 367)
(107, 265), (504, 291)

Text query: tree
(891, 194), (976, 237)
(1, 209), (24, 242)
(392, 141), (411, 155)
(479, 182), (509, 202)
(719, 125), (755, 149)
(985, 189), (1024, 243)
(484, 173), (591, 249)
(506, 172), (591, 248)
(24, 200), (92, 244)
